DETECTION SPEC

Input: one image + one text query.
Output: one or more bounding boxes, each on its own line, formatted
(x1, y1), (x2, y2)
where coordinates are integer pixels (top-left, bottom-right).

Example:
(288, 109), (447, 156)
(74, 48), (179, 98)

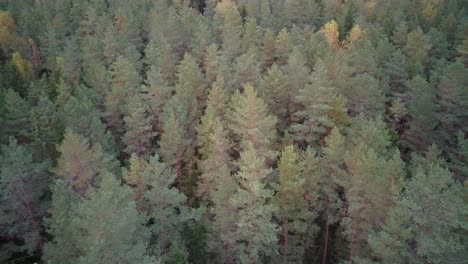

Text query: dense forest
(0, 0), (467, 263)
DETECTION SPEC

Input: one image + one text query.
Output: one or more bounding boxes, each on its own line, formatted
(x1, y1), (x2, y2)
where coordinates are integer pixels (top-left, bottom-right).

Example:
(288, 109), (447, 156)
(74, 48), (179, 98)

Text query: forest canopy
(0, 0), (467, 263)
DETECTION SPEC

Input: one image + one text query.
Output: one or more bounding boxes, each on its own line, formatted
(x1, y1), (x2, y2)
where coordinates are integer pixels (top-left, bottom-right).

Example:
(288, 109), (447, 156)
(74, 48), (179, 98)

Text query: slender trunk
(176, 145), (182, 191)
(18, 179), (42, 250)
(283, 220), (289, 262)
(322, 216), (329, 264)
(248, 239), (253, 264)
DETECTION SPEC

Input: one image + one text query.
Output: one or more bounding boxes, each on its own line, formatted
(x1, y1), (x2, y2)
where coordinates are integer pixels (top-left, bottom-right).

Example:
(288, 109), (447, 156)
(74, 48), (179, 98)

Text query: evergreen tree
(144, 65), (173, 135)
(230, 142), (278, 263)
(260, 29), (276, 71)
(275, 28), (293, 66)
(215, 0), (243, 62)
(105, 55), (141, 143)
(123, 95), (155, 158)
(242, 18), (260, 52)
(273, 146), (311, 263)
(2, 89), (30, 142)
(142, 154), (203, 256)
(290, 59), (347, 147)
(228, 83), (277, 162)
(197, 118), (233, 204)
(235, 47), (261, 88)
(401, 76), (437, 153)
(159, 100), (191, 190)
(343, 121), (404, 261)
(44, 176), (156, 264)
(369, 150), (467, 264)
(435, 61), (468, 161)
(259, 64), (289, 133)
(0, 139), (50, 255)
(29, 94), (62, 160)
(197, 82), (228, 159)
(53, 129), (116, 197)
(282, 47), (310, 126)
(61, 90), (116, 156)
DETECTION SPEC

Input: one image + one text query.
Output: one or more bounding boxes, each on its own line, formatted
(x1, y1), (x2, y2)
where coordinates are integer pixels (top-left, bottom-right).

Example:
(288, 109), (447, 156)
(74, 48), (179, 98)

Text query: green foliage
(230, 142), (278, 263)
(44, 176), (156, 264)
(0, 139), (50, 255)
(228, 83), (277, 162)
(0, 1), (466, 263)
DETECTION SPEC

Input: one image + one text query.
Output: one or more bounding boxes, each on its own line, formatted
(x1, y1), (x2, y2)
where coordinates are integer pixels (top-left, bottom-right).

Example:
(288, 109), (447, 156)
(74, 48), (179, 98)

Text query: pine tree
(307, 128), (347, 264)
(144, 65), (173, 135)
(197, 82), (228, 159)
(259, 64), (289, 133)
(342, 122), (404, 261)
(230, 142), (278, 263)
(215, 0), (243, 62)
(228, 83), (277, 162)
(242, 18), (260, 52)
(273, 145), (310, 263)
(235, 47), (261, 88)
(260, 29), (276, 71)
(142, 154), (203, 256)
(435, 61), (468, 161)
(369, 150), (467, 264)
(53, 129), (116, 197)
(275, 28), (292, 66)
(175, 52), (206, 107)
(145, 38), (177, 85)
(44, 176), (156, 264)
(404, 28), (431, 69)
(123, 95), (155, 158)
(344, 74), (386, 117)
(2, 89), (30, 141)
(200, 120), (238, 261)
(159, 100), (190, 190)
(197, 118), (233, 204)
(29, 94), (62, 160)
(401, 75), (437, 153)
(105, 55), (141, 143)
(0, 139), (50, 255)
(61, 90), (116, 156)
(290, 60), (347, 147)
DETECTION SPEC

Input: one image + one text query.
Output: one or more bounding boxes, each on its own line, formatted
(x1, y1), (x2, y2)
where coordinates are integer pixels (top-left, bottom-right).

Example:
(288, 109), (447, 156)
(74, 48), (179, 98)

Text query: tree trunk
(283, 220), (289, 263)
(176, 145), (183, 190)
(322, 216), (329, 264)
